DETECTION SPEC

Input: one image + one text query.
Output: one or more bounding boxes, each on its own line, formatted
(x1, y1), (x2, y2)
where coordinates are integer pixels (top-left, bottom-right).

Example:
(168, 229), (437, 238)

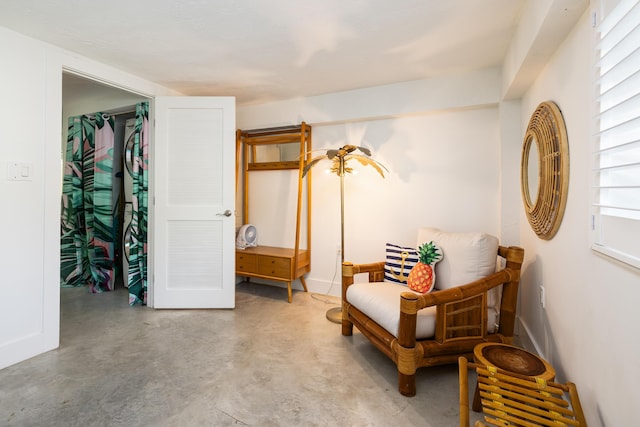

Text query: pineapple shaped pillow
(407, 241), (443, 293)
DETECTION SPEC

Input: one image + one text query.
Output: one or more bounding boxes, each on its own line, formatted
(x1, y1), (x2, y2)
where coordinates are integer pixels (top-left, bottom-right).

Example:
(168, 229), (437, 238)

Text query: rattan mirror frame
(521, 101), (569, 240)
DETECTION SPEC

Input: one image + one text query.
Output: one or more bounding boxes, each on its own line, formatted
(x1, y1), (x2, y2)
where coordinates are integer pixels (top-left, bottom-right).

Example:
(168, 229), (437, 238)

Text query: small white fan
(236, 224), (257, 249)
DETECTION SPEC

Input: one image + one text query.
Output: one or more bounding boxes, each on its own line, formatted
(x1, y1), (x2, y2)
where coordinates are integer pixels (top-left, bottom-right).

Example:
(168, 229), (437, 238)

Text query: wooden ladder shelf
(235, 122), (312, 303)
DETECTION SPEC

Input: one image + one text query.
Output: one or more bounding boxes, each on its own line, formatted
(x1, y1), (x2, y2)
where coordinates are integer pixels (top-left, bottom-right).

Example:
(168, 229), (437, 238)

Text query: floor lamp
(303, 145), (387, 324)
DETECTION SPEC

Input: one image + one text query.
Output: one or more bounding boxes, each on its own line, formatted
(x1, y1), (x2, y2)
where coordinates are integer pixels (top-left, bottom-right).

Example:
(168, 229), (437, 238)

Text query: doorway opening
(60, 71), (150, 310)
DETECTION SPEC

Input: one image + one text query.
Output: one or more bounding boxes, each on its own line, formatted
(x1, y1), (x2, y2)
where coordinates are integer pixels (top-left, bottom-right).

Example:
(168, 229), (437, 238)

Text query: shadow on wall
(364, 120), (418, 183)
(520, 256), (564, 380)
(519, 254), (607, 426)
(313, 119), (419, 183)
(518, 256), (550, 352)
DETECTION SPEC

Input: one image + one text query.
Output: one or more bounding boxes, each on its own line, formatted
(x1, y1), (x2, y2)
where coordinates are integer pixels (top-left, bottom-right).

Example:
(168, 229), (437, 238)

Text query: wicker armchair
(341, 228), (525, 396)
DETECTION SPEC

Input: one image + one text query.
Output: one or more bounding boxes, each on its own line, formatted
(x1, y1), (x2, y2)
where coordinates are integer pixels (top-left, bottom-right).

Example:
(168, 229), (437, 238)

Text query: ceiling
(0, 0), (526, 107)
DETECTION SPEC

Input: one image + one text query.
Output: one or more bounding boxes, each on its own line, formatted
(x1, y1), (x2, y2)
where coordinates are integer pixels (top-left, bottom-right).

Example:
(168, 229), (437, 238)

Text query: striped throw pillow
(384, 243), (419, 286)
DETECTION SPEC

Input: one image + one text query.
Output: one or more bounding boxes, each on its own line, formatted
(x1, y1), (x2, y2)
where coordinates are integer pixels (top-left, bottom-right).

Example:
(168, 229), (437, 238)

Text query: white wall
(0, 26), (51, 370)
(237, 70), (511, 295)
(518, 8), (640, 426)
(0, 25), (177, 370)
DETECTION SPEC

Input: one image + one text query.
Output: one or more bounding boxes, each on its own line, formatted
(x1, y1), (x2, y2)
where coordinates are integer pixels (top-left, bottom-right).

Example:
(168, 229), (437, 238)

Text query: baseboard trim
(0, 332), (51, 370)
(235, 276), (341, 297)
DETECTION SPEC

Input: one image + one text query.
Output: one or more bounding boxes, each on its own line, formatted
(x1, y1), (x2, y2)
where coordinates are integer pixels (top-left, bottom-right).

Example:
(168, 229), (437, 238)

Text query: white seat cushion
(347, 281), (499, 339)
(347, 282), (436, 339)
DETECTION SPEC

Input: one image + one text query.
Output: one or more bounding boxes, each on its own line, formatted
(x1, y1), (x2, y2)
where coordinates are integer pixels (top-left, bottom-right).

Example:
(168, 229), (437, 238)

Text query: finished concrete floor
(0, 282), (483, 427)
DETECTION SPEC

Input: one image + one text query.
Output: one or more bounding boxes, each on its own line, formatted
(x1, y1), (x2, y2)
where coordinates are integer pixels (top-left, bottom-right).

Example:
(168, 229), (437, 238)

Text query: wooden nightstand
(236, 246), (309, 303)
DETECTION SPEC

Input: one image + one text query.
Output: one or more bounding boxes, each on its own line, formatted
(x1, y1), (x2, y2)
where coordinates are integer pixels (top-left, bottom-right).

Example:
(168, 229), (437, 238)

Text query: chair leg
(398, 372), (416, 397)
(396, 337), (417, 396)
(341, 318), (353, 336)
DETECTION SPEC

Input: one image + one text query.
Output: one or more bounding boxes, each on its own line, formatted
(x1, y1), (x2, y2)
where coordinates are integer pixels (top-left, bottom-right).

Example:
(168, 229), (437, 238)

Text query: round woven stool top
(473, 343), (555, 380)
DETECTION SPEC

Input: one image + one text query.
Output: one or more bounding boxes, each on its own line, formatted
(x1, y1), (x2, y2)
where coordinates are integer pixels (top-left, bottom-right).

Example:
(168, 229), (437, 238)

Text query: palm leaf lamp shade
(303, 145), (387, 323)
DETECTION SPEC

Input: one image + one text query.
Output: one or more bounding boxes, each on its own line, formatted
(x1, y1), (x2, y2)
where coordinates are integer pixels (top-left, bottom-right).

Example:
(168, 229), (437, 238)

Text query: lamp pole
(304, 145), (385, 324)
(326, 155), (346, 324)
(340, 155), (345, 264)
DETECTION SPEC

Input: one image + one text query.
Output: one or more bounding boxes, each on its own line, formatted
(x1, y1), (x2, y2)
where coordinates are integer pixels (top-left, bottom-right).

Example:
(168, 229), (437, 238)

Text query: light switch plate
(7, 162), (33, 181)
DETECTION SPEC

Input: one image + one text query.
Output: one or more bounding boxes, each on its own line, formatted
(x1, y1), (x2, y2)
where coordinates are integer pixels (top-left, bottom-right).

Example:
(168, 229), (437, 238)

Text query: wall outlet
(539, 285), (546, 309)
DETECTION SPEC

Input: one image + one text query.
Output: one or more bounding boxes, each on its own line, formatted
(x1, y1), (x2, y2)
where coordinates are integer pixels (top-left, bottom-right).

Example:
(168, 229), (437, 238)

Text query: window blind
(593, 0), (640, 268)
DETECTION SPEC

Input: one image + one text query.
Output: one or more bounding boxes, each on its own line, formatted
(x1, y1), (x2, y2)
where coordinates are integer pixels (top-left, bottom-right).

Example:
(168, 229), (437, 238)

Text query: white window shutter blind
(593, 0), (640, 268)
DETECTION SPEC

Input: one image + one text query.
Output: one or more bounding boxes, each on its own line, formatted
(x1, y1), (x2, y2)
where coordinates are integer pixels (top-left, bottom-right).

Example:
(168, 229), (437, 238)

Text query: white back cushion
(416, 228), (499, 291)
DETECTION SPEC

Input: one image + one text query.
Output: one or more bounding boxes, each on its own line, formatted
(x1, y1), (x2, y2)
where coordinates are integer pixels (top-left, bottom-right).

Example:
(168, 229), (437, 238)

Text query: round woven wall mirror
(521, 101), (569, 240)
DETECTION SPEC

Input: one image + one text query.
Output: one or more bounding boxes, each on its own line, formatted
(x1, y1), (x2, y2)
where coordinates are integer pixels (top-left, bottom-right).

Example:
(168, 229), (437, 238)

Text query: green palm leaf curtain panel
(128, 102), (149, 306)
(61, 112), (118, 293)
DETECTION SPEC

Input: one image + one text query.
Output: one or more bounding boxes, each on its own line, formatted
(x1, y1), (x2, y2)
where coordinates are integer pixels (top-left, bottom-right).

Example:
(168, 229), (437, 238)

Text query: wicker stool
(472, 342), (555, 412)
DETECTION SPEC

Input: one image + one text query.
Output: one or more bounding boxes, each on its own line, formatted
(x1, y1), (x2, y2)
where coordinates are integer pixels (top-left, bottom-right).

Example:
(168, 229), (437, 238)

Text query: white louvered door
(153, 96), (236, 308)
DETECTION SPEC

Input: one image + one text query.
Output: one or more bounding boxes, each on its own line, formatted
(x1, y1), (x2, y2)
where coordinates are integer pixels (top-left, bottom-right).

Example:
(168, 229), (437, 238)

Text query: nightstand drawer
(236, 252), (257, 273)
(257, 256), (291, 279)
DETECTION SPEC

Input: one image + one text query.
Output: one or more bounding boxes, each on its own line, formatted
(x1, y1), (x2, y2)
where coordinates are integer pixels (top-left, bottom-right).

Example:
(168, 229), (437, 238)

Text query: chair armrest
(342, 261), (386, 287)
(405, 269), (511, 310)
(398, 262), (521, 345)
(342, 261), (386, 315)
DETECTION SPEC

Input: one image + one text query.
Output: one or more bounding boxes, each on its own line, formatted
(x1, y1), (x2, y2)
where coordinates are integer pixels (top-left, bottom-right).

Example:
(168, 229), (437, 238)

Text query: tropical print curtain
(60, 113), (117, 292)
(128, 102), (149, 305)
(60, 102), (149, 304)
